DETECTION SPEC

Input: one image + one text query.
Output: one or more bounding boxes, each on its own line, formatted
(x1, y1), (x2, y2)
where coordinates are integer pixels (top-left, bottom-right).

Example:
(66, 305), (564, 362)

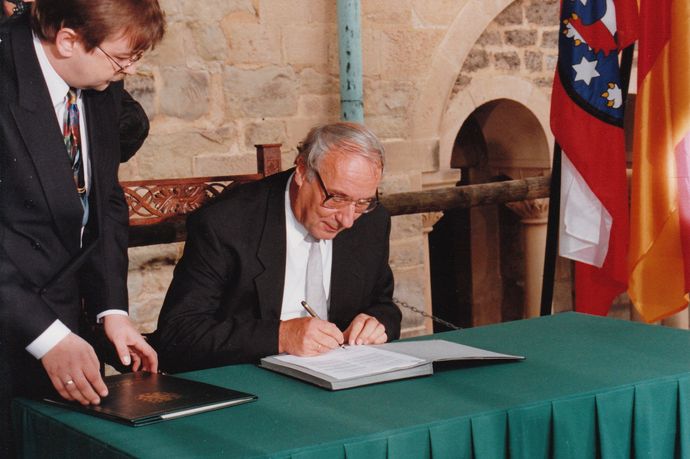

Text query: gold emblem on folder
(136, 392), (182, 404)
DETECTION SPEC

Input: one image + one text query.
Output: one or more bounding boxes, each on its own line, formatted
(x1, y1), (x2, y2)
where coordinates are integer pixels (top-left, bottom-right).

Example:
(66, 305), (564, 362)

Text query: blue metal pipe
(337, 0), (364, 122)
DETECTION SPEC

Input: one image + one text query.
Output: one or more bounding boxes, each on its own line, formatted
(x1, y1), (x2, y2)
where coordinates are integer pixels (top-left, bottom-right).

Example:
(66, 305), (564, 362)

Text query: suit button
(39, 288), (47, 294)
(23, 199), (35, 209)
(31, 240), (42, 250)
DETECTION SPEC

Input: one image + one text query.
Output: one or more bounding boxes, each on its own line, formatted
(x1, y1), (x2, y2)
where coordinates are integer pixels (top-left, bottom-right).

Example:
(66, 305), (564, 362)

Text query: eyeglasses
(312, 169), (379, 214)
(97, 46), (143, 73)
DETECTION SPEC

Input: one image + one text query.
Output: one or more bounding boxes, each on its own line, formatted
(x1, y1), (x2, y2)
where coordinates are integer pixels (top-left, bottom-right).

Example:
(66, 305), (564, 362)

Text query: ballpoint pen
(300, 300), (346, 349)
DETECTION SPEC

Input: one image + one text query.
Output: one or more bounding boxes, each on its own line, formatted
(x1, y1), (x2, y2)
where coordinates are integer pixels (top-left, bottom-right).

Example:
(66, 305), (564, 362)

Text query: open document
(260, 340), (524, 390)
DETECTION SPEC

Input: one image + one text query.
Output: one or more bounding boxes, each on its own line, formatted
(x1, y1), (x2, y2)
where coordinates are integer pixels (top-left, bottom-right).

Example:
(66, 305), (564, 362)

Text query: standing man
(154, 122), (402, 373)
(0, 0), (165, 454)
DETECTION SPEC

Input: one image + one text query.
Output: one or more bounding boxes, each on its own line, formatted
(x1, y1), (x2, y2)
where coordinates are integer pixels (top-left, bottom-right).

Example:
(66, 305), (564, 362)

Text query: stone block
(135, 131), (231, 179)
(390, 238), (426, 268)
(181, 0), (256, 23)
(260, 0), (336, 25)
(382, 138), (437, 174)
(461, 49), (490, 73)
(125, 73), (157, 120)
(146, 22), (193, 67)
(127, 243), (182, 332)
(476, 28), (502, 46)
(390, 214), (424, 240)
(410, 0), (463, 26)
(380, 29), (445, 81)
(193, 152), (259, 176)
(364, 80), (415, 116)
(362, 0), (412, 25)
(159, 67), (211, 120)
(190, 23), (229, 61)
(284, 25), (335, 68)
(221, 21), (282, 64)
(544, 53), (558, 72)
(541, 30), (559, 48)
(365, 115), (409, 140)
(298, 68), (339, 95)
(393, 265), (427, 331)
(243, 119), (287, 149)
(504, 30), (537, 47)
(379, 170), (422, 194)
(495, 2), (523, 25)
(223, 65), (298, 117)
(493, 51), (521, 71)
(360, 29), (383, 77)
(526, 1), (559, 26)
(297, 94), (340, 118)
(525, 50), (543, 72)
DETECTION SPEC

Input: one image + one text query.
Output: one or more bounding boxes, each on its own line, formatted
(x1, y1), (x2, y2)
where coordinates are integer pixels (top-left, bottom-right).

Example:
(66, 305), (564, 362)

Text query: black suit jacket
(0, 18), (129, 395)
(154, 169), (401, 372)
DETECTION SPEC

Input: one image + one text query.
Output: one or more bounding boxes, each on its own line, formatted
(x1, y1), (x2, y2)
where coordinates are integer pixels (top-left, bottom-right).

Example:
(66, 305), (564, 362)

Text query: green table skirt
(13, 313), (690, 458)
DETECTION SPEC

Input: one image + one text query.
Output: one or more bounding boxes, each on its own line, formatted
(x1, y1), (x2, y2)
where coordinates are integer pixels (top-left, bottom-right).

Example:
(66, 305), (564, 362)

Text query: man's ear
(294, 159), (307, 187)
(54, 28), (80, 58)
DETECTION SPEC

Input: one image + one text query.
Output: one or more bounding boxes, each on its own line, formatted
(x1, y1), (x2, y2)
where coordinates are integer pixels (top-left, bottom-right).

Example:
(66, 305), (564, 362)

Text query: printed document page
(273, 346), (426, 380)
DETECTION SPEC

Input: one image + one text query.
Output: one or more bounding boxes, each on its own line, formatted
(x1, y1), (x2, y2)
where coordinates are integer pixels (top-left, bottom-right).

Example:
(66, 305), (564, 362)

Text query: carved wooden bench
(122, 144), (282, 247)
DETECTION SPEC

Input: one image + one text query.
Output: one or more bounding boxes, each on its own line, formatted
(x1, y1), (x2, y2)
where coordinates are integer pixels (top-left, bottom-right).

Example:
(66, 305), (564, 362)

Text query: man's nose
(335, 203), (356, 229)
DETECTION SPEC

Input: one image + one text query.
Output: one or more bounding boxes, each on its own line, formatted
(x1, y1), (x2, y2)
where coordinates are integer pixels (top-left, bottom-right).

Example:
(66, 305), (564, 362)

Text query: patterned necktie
(63, 88), (89, 225)
(305, 235), (328, 319)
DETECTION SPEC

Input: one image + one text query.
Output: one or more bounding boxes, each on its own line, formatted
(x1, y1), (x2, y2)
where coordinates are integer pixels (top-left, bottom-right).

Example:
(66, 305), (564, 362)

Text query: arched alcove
(429, 99), (550, 328)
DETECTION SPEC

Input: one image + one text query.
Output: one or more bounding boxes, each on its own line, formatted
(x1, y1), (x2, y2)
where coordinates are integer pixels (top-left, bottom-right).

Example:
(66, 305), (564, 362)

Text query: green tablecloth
(13, 313), (690, 458)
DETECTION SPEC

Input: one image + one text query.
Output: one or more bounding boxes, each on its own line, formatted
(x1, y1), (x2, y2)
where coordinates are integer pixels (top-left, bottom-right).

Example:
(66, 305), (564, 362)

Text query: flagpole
(540, 143), (562, 316)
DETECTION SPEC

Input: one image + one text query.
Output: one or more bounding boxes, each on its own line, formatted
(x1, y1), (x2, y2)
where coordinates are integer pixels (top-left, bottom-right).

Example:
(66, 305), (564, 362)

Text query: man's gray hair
(295, 122), (385, 176)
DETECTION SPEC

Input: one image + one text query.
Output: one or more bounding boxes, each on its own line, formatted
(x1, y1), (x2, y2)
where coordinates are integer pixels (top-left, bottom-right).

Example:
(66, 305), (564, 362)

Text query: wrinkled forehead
(320, 152), (382, 196)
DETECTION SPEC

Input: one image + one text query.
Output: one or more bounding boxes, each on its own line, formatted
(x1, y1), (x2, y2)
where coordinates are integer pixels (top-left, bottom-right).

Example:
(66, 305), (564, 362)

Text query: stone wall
(122, 0), (563, 335)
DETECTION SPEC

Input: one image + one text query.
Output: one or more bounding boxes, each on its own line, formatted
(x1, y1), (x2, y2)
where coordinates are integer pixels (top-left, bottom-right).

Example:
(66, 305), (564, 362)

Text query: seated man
(154, 122), (401, 372)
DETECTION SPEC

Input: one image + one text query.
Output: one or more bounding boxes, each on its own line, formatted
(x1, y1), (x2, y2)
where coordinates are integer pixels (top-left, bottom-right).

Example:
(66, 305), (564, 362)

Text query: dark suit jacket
(0, 17), (130, 397)
(154, 169), (401, 372)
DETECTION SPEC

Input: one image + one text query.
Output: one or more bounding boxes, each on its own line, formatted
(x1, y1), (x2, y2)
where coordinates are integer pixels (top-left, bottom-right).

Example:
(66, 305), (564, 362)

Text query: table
(13, 313), (690, 458)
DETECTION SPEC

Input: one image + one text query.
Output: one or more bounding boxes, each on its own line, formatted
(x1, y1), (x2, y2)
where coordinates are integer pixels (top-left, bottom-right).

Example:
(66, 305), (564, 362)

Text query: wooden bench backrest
(122, 144), (282, 247)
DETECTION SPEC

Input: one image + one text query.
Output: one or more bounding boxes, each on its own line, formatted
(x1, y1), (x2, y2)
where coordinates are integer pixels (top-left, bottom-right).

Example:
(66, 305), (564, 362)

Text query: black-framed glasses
(97, 46), (143, 74)
(312, 169), (379, 214)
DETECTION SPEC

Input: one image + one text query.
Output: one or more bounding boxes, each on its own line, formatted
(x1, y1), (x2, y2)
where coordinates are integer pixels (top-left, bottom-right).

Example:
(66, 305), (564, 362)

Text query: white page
(273, 346), (426, 380)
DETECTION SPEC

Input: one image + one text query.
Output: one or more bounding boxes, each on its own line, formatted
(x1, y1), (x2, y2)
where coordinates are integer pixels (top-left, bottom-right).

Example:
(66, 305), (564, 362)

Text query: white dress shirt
(280, 174), (333, 320)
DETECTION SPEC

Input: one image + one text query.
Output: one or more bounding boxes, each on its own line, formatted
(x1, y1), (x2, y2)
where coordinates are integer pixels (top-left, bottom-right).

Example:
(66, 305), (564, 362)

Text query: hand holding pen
(301, 301), (346, 350)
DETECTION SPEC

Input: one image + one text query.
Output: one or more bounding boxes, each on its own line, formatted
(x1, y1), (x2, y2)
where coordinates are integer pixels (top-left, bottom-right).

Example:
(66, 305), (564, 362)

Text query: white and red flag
(550, 0), (638, 314)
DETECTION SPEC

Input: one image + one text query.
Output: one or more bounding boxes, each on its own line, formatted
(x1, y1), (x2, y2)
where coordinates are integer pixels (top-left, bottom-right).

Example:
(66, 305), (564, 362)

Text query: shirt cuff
(96, 309), (129, 323)
(25, 320), (71, 359)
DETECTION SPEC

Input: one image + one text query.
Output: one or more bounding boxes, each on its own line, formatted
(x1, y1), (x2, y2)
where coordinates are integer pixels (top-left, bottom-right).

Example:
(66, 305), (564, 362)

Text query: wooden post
(255, 144), (282, 176)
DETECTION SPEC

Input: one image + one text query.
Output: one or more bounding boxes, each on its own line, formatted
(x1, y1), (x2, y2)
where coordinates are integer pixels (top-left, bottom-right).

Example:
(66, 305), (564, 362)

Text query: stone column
(506, 198), (549, 318)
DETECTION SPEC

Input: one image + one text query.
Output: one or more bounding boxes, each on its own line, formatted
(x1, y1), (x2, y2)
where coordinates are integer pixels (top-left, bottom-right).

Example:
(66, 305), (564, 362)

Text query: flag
(550, 0), (638, 315)
(628, 0), (690, 322)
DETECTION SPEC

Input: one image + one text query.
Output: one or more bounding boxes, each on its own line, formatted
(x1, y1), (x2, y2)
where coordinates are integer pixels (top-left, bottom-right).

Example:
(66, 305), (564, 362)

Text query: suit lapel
(254, 172), (290, 320)
(10, 23), (83, 253)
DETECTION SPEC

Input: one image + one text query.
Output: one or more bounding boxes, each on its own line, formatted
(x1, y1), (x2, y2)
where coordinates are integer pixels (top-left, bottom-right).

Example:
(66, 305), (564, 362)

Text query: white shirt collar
(32, 31), (74, 108)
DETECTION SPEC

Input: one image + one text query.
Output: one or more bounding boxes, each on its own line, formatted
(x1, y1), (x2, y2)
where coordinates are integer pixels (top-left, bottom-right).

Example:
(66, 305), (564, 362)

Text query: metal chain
(393, 297), (462, 331)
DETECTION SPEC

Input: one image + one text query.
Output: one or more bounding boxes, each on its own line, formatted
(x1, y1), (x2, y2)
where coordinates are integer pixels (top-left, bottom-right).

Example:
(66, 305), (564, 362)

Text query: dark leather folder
(44, 371), (257, 426)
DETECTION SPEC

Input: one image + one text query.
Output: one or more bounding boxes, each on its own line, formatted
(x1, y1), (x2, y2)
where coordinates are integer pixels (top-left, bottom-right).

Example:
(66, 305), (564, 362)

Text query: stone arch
(410, 0), (516, 151)
(409, 0), (554, 175)
(440, 76), (552, 175)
